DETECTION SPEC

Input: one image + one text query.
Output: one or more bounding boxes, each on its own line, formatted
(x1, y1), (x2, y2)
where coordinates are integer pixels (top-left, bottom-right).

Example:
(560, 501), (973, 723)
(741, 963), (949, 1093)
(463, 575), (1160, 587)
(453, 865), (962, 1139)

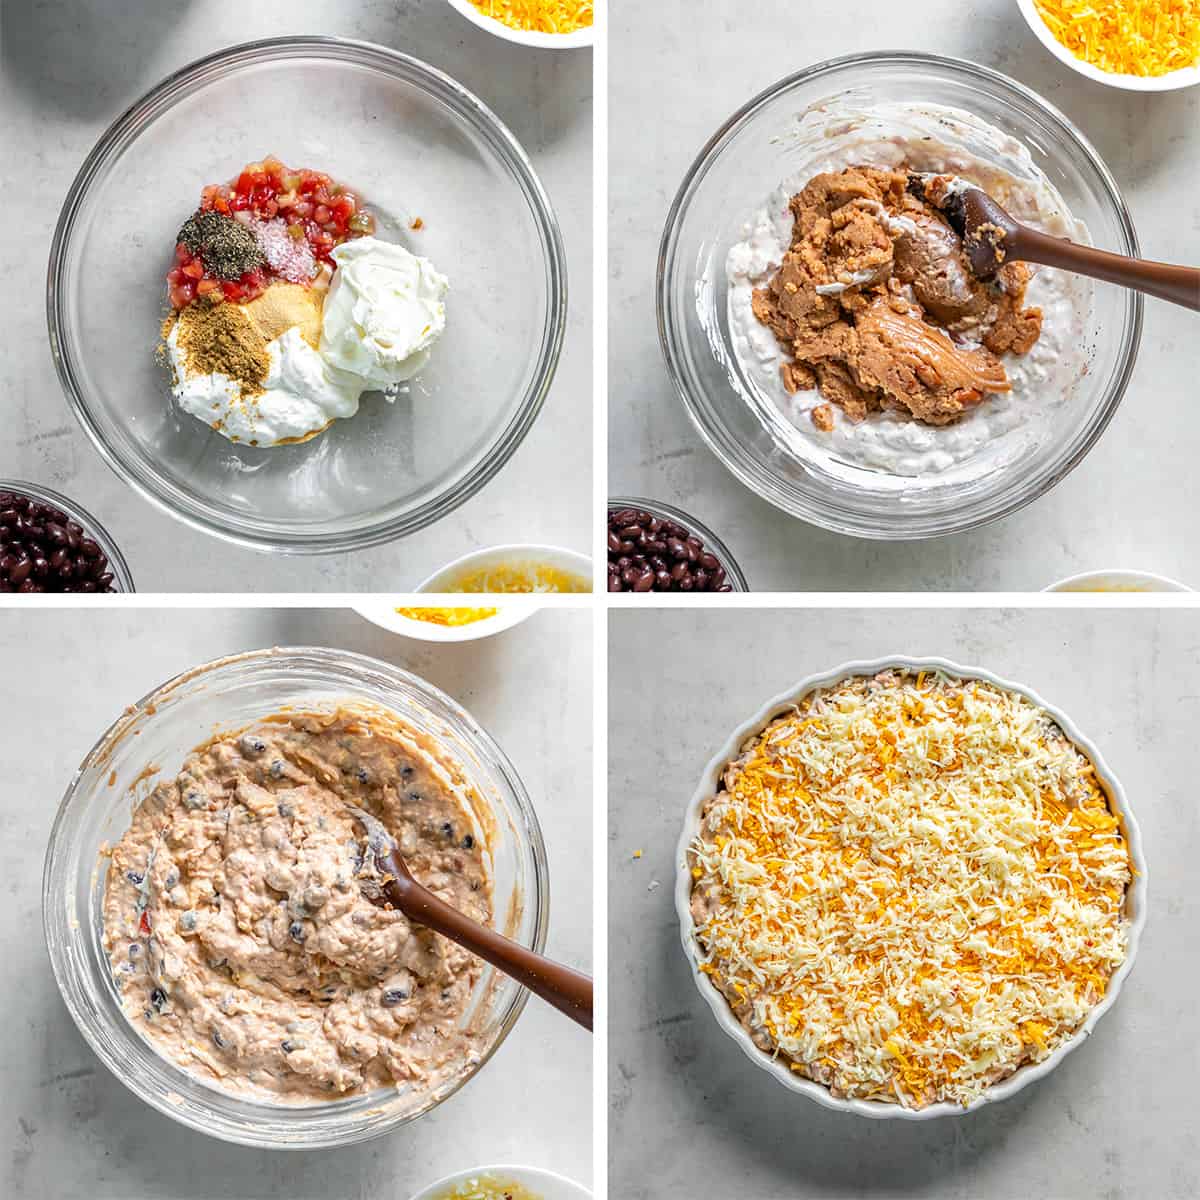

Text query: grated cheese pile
(432, 1176), (542, 1200)
(689, 670), (1132, 1109)
(1033, 0), (1200, 77)
(395, 606), (498, 626)
(468, 0), (593, 34)
(444, 560), (591, 594)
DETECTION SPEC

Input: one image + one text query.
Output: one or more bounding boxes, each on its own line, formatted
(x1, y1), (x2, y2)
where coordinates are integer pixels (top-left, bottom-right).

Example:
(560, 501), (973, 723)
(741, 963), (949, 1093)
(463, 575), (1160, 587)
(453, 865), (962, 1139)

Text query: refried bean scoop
(346, 804), (593, 1031)
(908, 171), (1200, 311)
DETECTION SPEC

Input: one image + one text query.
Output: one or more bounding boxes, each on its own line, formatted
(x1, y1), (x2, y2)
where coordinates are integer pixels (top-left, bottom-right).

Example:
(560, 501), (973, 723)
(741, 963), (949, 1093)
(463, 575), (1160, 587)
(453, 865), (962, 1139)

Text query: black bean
(0, 492), (118, 592)
(150, 987), (167, 1012)
(289, 921), (306, 943)
(126, 870), (144, 886)
(381, 988), (409, 1007)
(462, 834), (475, 849)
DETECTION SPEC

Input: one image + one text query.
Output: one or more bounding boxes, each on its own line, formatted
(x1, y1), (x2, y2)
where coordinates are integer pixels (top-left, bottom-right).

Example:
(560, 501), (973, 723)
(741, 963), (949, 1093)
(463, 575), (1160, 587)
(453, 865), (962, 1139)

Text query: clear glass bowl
(608, 496), (749, 591)
(0, 479), (135, 592)
(657, 52), (1141, 541)
(43, 647), (549, 1148)
(48, 37), (567, 553)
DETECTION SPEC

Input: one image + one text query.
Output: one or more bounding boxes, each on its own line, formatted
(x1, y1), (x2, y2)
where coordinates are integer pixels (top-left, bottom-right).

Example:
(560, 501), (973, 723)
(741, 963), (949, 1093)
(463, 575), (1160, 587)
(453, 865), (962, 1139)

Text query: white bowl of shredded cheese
(1018, 0), (1200, 91)
(408, 1163), (591, 1199)
(443, 0), (595, 48)
(676, 655), (1147, 1120)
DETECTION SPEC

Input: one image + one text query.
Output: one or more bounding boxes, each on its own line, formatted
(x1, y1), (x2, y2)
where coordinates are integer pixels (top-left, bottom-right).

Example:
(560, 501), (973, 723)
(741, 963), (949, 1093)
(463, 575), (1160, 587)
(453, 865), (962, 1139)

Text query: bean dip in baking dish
(102, 702), (492, 1103)
(688, 669), (1132, 1110)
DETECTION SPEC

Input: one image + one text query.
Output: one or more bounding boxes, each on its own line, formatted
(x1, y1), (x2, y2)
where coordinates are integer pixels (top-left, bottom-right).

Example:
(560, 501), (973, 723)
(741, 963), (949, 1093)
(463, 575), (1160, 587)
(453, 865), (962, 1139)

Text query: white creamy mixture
(167, 323), (362, 446)
(725, 102), (1093, 477)
(167, 237), (449, 447)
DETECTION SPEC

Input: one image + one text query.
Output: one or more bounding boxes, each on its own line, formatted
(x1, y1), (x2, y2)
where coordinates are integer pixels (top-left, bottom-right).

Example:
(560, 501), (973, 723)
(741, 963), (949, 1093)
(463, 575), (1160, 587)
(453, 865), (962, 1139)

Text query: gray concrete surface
(0, 0), (591, 592)
(609, 607), (1200, 1199)
(0, 607), (592, 1199)
(609, 1), (1200, 591)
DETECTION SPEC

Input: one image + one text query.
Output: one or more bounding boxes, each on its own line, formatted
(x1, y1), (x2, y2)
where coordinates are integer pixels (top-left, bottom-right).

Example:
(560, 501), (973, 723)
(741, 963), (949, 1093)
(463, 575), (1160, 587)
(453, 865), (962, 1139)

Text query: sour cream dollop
(168, 323), (362, 446)
(319, 236), (449, 390)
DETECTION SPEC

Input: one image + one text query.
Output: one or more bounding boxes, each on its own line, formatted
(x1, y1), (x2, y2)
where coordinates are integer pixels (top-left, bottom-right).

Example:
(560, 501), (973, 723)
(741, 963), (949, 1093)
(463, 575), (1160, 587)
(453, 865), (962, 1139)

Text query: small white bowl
(1044, 569), (1192, 593)
(407, 1164), (592, 1200)
(353, 604), (535, 642)
(1018, 0), (1200, 91)
(443, 0), (595, 49)
(416, 544), (592, 593)
(675, 655), (1147, 1120)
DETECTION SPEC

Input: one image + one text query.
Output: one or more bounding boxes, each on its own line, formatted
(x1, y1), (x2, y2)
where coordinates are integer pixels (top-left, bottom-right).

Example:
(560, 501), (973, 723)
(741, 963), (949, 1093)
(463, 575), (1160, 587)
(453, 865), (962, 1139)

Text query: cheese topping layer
(689, 670), (1132, 1109)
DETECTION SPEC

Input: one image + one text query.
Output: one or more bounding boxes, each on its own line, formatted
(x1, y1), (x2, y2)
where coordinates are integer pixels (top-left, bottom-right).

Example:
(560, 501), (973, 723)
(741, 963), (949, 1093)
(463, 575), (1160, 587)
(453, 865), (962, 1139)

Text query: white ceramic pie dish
(674, 654), (1147, 1120)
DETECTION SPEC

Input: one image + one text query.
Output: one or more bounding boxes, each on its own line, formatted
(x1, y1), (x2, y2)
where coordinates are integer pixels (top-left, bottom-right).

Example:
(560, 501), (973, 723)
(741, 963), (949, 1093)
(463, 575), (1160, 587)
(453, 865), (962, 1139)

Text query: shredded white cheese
(689, 670), (1131, 1109)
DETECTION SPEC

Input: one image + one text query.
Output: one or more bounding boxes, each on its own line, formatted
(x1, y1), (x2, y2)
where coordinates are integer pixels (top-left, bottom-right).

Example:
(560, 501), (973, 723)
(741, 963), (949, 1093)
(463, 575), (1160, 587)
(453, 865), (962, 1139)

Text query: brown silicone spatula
(347, 804), (593, 1031)
(908, 172), (1200, 311)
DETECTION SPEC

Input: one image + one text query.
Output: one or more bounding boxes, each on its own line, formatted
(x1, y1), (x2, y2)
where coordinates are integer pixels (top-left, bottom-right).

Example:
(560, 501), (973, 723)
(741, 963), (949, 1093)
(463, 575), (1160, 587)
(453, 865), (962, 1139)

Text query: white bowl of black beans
(607, 497), (747, 593)
(0, 481), (133, 593)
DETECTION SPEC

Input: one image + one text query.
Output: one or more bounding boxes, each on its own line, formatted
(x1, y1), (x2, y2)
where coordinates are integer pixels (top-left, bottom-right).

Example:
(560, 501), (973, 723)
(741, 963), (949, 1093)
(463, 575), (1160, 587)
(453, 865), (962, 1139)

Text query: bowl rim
(443, 0), (595, 48)
(607, 495), (750, 592)
(0, 478), (136, 592)
(674, 653), (1148, 1120)
(46, 35), (568, 555)
(1043, 568), (1192, 593)
(352, 603), (537, 641)
(406, 1162), (593, 1200)
(656, 50), (1143, 542)
(1016, 0), (1200, 92)
(42, 644), (550, 1147)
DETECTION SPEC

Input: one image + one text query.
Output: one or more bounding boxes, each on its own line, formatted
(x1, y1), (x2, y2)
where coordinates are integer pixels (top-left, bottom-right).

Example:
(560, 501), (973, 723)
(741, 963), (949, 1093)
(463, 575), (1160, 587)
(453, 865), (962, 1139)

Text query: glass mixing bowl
(43, 647), (549, 1148)
(48, 37), (567, 553)
(657, 52), (1141, 540)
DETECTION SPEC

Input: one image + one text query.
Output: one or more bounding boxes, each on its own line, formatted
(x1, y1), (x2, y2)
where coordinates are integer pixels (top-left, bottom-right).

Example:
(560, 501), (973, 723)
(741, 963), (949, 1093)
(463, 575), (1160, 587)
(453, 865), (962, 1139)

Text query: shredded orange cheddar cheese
(689, 670), (1132, 1110)
(443, 561), (590, 594)
(395, 606), (498, 627)
(1033, 0), (1200, 76)
(468, 0), (593, 34)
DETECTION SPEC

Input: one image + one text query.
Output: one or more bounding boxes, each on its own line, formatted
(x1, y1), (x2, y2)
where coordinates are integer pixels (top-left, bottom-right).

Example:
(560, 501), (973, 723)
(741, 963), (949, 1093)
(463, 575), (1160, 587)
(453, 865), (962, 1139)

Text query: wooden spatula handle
(1011, 227), (1200, 311)
(383, 865), (594, 1031)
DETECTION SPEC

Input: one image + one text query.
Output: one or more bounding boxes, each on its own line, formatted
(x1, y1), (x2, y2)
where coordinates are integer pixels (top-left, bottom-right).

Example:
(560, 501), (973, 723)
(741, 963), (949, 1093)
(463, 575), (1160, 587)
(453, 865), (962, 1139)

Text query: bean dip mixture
(102, 703), (492, 1103)
(751, 166), (1043, 428)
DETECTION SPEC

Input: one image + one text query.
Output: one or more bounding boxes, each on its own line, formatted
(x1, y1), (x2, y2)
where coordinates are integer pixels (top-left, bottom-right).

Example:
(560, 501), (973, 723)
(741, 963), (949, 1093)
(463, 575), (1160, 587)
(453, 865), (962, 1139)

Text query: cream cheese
(320, 236), (450, 392)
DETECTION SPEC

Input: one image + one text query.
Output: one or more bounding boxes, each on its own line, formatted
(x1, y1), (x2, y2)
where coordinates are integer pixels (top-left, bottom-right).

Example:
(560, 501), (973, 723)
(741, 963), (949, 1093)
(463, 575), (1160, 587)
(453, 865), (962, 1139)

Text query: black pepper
(177, 210), (265, 281)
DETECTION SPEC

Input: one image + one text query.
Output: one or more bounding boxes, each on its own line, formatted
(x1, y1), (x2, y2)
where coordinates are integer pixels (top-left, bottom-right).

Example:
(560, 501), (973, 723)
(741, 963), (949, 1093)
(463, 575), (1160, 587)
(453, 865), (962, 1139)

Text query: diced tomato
(139, 910), (151, 935)
(182, 260), (204, 280)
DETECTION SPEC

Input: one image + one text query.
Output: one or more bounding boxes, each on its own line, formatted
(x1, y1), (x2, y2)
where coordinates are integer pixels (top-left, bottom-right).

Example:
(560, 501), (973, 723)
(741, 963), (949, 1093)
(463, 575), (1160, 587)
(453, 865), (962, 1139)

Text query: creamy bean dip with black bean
(101, 703), (491, 1103)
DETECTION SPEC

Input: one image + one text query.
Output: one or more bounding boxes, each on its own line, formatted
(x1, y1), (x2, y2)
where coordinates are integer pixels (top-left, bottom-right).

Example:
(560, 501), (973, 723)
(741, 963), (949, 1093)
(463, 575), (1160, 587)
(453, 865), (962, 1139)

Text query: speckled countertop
(609, 0), (1200, 591)
(1, 0), (591, 592)
(1, 608), (592, 1199)
(609, 606), (1199, 1199)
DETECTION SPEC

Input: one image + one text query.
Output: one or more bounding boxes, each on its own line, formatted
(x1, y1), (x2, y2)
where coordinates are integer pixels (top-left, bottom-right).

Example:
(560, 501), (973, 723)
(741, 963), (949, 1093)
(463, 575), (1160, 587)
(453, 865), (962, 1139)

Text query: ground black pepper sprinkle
(177, 210), (265, 281)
